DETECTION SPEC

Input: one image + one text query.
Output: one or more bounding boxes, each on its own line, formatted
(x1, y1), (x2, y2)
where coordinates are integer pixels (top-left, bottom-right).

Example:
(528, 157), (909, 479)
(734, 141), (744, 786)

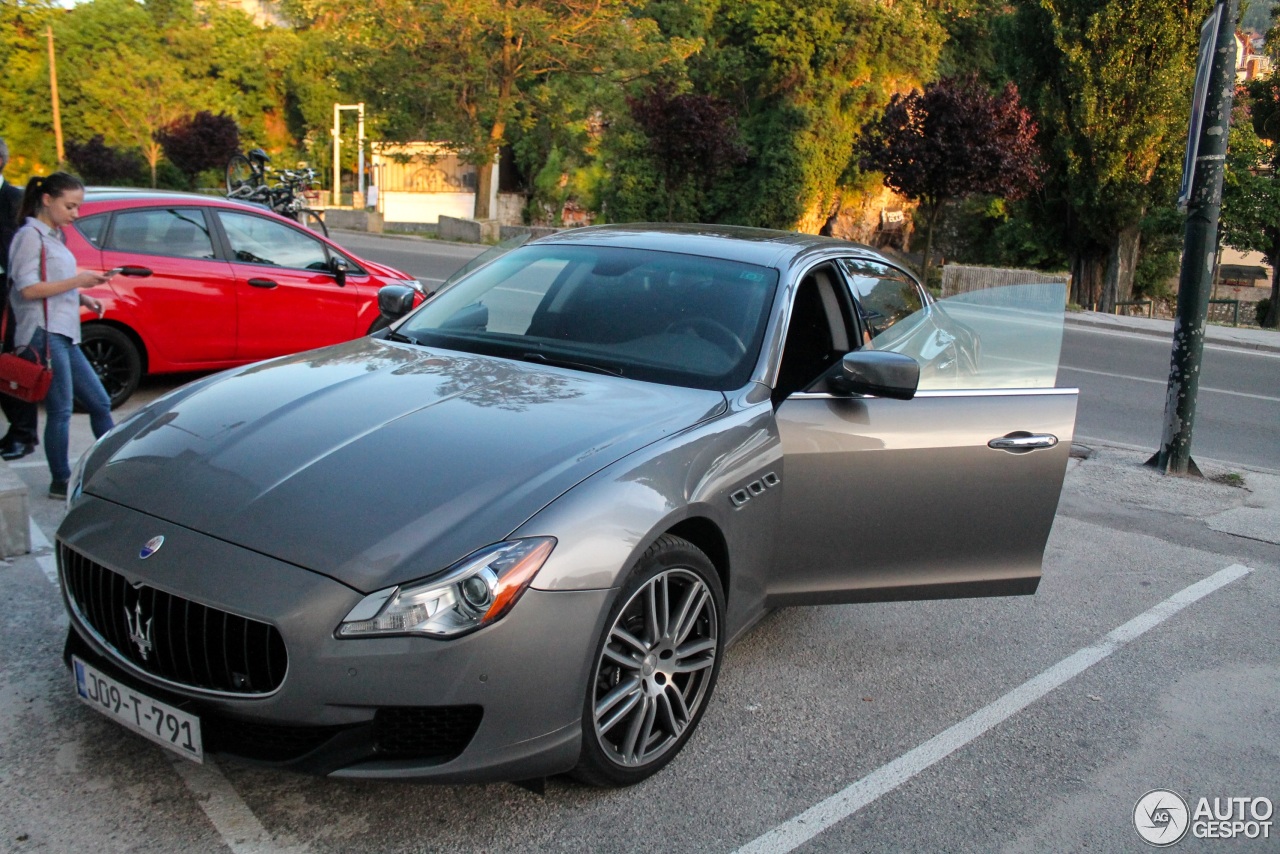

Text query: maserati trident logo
(139, 536), (164, 559)
(125, 600), (154, 661)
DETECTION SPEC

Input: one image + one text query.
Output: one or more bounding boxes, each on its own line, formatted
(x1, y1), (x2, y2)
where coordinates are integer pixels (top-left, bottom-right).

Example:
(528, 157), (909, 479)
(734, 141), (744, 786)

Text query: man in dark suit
(0, 138), (40, 460)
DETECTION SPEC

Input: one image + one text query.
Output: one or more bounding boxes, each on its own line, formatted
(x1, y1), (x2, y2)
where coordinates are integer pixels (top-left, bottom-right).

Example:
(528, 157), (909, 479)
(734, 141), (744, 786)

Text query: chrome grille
(60, 543), (287, 695)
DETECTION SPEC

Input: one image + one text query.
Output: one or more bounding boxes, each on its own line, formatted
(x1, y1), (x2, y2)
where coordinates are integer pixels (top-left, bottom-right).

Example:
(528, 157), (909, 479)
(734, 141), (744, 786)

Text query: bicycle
(225, 150), (329, 237)
(226, 147), (270, 194)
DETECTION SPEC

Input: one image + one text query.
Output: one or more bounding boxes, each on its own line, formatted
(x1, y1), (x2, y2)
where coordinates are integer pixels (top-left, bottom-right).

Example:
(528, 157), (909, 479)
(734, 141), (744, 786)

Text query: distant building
(223, 0), (286, 28)
(1236, 31), (1272, 81)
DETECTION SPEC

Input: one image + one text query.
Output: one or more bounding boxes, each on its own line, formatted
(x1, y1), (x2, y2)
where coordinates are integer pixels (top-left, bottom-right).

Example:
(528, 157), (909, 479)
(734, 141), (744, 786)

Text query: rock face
(798, 185), (916, 250)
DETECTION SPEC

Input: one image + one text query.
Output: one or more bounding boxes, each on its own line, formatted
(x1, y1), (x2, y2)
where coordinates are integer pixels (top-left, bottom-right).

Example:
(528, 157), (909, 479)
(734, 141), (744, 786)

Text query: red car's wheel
(81, 325), (143, 409)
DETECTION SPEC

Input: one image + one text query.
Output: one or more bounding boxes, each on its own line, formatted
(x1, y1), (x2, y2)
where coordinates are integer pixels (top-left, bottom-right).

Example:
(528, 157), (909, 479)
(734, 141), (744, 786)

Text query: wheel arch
(663, 516), (730, 603)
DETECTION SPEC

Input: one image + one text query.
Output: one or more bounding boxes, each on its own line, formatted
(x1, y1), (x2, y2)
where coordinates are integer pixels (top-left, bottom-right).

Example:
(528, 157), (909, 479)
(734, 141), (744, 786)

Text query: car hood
(86, 338), (725, 591)
(359, 257), (413, 280)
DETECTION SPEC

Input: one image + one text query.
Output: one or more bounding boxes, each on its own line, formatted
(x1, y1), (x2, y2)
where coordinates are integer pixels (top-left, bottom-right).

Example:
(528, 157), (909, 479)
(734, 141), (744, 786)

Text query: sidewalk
(1065, 309), (1280, 353)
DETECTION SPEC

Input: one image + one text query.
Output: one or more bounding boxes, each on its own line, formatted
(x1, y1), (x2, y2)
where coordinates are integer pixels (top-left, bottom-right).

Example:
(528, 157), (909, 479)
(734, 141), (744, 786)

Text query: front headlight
(336, 538), (556, 639)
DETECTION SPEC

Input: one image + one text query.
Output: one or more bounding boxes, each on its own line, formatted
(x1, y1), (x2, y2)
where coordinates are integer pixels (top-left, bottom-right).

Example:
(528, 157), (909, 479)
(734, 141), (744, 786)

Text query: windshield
(397, 244), (780, 390)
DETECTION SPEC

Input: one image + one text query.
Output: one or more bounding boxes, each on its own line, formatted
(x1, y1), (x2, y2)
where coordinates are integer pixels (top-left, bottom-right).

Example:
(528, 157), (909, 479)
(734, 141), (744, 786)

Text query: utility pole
(47, 26), (64, 164)
(1148, 0), (1238, 476)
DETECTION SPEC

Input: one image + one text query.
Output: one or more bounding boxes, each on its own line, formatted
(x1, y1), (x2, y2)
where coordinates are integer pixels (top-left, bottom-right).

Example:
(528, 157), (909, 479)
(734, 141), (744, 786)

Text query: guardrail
(1207, 298), (1240, 326)
(1113, 300), (1154, 318)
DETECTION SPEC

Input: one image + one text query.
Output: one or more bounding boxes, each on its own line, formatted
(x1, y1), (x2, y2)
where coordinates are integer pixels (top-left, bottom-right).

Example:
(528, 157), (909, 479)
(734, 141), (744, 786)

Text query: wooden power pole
(47, 26), (64, 164)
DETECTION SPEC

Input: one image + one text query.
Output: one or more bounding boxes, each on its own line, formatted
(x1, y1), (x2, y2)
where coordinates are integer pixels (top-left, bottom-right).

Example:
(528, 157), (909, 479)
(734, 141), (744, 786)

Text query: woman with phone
(7, 171), (113, 499)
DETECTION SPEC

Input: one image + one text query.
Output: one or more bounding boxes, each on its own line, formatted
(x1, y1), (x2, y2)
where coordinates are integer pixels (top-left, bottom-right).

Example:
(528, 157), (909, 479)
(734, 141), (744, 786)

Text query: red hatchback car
(66, 189), (419, 406)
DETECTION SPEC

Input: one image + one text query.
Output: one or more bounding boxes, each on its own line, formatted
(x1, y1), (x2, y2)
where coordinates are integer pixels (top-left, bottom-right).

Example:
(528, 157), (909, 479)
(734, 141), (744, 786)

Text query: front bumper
(57, 496), (612, 782)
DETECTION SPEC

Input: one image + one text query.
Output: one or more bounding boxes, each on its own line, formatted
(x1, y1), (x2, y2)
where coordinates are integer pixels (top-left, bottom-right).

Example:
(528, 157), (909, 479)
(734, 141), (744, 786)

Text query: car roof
(81, 187), (268, 215)
(531, 223), (889, 270)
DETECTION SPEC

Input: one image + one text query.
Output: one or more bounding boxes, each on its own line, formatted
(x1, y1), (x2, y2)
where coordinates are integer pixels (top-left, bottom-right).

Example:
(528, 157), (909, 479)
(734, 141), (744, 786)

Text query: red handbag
(0, 234), (53, 402)
(0, 344), (52, 402)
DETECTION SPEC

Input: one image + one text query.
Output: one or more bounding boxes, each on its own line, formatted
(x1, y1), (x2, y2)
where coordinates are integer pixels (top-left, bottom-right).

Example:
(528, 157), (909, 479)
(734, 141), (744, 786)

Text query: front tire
(80, 325), (142, 409)
(573, 534), (725, 787)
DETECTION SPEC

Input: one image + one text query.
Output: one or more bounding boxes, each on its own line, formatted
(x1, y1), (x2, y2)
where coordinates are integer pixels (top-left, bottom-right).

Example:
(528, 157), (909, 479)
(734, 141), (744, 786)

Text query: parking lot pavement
(1, 419), (1276, 852)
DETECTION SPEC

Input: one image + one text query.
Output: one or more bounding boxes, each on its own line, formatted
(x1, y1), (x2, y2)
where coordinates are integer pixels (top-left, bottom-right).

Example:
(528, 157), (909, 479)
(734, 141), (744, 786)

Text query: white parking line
(169, 757), (310, 854)
(28, 513), (304, 854)
(28, 516), (57, 584)
(734, 564), (1254, 854)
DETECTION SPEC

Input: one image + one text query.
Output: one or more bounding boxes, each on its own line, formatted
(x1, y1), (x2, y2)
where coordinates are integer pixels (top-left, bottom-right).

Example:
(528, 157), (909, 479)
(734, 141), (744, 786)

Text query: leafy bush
(154, 112), (240, 184)
(65, 136), (145, 186)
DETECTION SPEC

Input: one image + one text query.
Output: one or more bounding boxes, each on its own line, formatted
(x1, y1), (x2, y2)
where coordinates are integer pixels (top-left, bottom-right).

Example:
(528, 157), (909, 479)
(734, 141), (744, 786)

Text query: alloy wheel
(590, 567), (719, 769)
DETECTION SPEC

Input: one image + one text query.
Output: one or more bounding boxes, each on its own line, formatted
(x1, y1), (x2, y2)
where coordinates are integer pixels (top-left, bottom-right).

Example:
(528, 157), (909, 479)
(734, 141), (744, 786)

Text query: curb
(1064, 314), (1280, 354)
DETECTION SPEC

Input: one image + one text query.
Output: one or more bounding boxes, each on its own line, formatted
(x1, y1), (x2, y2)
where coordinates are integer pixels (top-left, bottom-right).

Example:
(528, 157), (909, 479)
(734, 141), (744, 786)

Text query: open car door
(769, 263), (1077, 605)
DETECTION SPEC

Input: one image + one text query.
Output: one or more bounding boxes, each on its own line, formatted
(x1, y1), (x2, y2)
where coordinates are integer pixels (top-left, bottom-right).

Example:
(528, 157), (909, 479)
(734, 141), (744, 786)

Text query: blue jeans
(32, 330), (113, 483)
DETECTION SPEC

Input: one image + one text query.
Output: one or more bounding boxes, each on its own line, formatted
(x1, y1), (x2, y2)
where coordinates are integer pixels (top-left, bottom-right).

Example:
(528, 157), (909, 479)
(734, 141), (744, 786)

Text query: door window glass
(838, 259), (923, 340)
(75, 214), (108, 247)
(106, 208), (215, 259)
(219, 212), (330, 270)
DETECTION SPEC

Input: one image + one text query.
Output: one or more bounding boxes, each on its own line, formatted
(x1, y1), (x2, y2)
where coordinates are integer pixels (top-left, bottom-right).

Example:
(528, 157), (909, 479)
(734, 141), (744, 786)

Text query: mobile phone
(104, 267), (125, 276)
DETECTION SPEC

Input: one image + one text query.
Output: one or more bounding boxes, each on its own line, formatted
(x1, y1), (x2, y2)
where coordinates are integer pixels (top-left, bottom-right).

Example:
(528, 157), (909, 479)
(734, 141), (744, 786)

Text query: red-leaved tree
(859, 76), (1042, 283)
(154, 111), (241, 186)
(628, 84), (749, 221)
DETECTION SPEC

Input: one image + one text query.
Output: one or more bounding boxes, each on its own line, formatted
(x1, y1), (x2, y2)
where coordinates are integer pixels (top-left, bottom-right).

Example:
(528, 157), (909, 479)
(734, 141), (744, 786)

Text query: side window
(75, 214), (108, 248)
(219, 211), (330, 270)
(839, 259), (924, 340)
(106, 208), (216, 259)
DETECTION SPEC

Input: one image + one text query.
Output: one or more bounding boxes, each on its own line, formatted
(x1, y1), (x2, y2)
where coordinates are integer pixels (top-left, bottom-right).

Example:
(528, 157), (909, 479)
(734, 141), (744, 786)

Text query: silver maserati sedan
(56, 224), (1077, 786)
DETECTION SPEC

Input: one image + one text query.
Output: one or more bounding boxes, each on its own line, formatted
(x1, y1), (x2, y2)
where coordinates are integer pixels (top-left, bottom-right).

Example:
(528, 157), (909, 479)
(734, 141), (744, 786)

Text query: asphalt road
(335, 231), (488, 287)
(1061, 325), (1280, 472)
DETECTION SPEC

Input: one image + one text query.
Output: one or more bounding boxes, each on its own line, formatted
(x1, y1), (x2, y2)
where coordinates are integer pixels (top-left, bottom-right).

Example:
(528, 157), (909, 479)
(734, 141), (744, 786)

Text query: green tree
(0, 0), (62, 172)
(601, 0), (942, 229)
(1222, 80), (1280, 327)
(1009, 0), (1214, 312)
(693, 0), (943, 229)
(285, 0), (679, 219)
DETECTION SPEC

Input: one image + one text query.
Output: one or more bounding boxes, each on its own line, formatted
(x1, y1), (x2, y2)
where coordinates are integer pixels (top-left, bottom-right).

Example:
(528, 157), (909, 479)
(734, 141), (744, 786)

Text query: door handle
(987, 432), (1059, 453)
(248, 278), (278, 289)
(119, 266), (152, 277)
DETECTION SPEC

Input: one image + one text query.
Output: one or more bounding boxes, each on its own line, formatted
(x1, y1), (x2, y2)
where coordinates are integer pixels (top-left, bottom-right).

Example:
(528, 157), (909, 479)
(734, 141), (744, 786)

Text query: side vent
(729, 472), (780, 508)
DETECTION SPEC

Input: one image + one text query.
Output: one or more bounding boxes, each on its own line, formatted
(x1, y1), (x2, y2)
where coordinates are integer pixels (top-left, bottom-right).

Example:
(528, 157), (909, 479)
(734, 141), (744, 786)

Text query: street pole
(1148, 0), (1238, 476)
(47, 26), (64, 165)
(356, 103), (365, 205)
(331, 104), (341, 207)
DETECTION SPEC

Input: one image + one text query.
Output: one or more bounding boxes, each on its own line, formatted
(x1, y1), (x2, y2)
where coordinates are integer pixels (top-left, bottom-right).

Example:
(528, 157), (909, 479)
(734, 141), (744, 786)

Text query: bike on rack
(225, 149), (328, 237)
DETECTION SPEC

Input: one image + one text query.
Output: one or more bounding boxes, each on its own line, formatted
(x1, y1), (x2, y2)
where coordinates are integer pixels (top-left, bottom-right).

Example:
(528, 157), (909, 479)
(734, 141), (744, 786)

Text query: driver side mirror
(829, 350), (919, 400)
(330, 256), (349, 288)
(377, 285), (417, 322)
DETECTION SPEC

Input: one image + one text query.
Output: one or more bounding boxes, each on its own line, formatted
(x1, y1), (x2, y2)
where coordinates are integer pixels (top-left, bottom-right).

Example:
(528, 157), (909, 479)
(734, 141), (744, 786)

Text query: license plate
(72, 657), (204, 763)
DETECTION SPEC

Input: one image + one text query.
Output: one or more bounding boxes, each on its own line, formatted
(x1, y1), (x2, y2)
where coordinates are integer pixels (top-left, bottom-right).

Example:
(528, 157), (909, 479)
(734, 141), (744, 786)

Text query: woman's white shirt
(7, 217), (84, 346)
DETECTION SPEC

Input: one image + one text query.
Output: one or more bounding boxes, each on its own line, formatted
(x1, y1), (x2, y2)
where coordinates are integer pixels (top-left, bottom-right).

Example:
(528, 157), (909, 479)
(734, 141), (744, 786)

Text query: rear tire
(572, 534), (725, 787)
(226, 154), (254, 194)
(80, 325), (142, 409)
